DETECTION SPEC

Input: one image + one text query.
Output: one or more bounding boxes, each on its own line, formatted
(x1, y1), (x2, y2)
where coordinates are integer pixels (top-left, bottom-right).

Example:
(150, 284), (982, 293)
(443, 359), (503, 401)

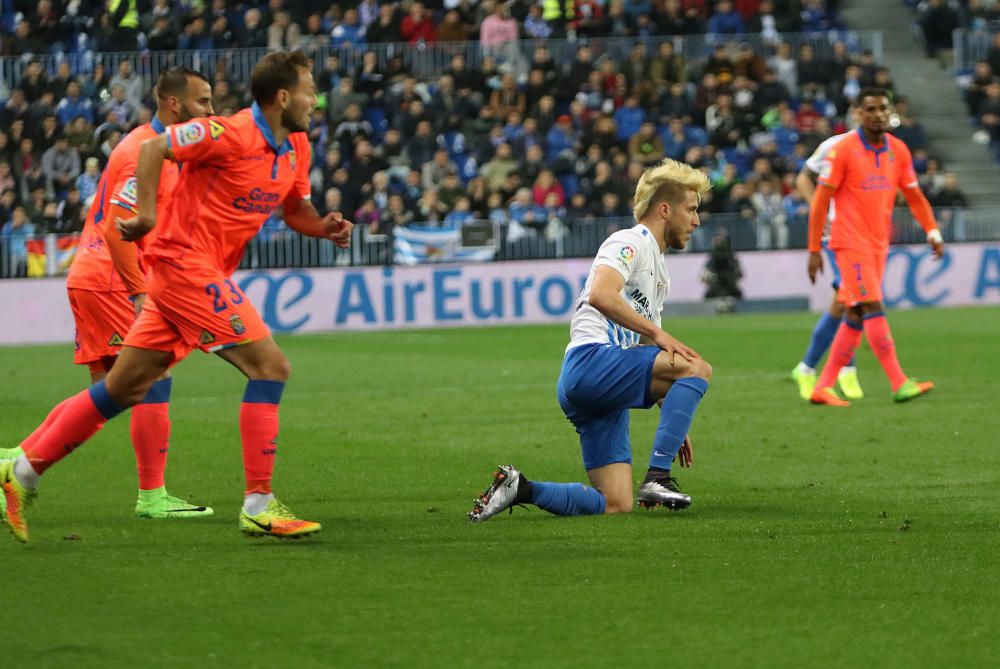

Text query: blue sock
(530, 481), (606, 516)
(648, 377), (709, 471)
(139, 378), (172, 404)
(88, 379), (126, 420)
(803, 311), (842, 369)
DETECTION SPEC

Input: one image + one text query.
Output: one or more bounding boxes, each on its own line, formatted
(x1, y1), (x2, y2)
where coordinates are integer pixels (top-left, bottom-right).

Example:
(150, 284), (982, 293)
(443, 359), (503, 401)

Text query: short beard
(281, 107), (308, 133)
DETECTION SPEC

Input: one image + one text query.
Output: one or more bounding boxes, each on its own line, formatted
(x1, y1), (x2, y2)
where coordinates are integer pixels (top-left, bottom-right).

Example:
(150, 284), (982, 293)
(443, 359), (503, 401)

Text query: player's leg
(811, 252), (871, 406)
(859, 300), (934, 402)
(638, 351), (711, 509)
(1, 345), (172, 542)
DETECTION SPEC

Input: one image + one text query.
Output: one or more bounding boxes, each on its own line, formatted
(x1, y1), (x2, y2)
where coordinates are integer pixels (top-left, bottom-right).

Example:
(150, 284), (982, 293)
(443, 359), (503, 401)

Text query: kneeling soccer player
(469, 160), (713, 522)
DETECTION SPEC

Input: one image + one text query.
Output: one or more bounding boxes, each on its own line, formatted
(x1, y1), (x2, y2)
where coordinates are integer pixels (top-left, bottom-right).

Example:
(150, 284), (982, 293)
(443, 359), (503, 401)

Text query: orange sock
(240, 381), (284, 495)
(816, 320), (863, 390)
(28, 382), (124, 474)
(130, 378), (172, 491)
(863, 312), (907, 392)
(19, 397), (72, 456)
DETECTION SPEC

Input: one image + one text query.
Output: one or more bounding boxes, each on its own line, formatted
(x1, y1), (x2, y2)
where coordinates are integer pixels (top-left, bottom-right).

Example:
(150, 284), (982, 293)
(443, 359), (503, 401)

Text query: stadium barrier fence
(953, 24), (1000, 71)
(0, 31), (883, 88)
(2, 207), (997, 279)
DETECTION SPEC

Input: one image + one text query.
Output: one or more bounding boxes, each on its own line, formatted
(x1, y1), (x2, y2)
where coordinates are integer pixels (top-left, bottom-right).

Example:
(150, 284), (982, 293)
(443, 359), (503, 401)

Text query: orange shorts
(68, 288), (134, 365)
(835, 249), (887, 306)
(124, 260), (270, 361)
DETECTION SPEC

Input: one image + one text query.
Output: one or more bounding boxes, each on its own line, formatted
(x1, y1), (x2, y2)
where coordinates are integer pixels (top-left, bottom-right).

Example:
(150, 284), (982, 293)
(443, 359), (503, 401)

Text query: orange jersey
(819, 129), (918, 254)
(66, 117), (178, 293)
(144, 104), (311, 276)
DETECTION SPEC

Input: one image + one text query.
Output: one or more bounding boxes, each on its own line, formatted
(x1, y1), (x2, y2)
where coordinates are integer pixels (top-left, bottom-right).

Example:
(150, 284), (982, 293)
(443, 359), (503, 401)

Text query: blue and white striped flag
(393, 225), (496, 265)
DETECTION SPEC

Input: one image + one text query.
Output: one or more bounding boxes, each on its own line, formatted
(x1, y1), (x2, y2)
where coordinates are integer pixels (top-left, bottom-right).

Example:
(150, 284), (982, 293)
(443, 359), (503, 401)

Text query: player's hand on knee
(654, 331), (699, 365)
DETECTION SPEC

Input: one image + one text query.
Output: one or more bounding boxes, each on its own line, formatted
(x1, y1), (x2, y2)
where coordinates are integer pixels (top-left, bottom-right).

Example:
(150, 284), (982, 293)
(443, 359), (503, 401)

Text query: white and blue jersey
(567, 224), (669, 352)
(558, 224), (670, 470)
(806, 132), (850, 290)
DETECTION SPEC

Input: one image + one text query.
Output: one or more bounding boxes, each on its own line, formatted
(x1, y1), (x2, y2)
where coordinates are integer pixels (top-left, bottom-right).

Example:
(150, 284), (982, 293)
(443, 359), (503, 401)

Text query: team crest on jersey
(229, 314), (246, 335)
(616, 244), (637, 268)
(209, 119), (226, 140)
(175, 121), (206, 147)
(199, 329), (216, 345)
(108, 331), (124, 346)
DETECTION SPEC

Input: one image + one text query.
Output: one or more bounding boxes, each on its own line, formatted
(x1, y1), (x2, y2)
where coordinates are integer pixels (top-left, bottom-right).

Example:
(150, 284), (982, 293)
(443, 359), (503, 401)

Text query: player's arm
(589, 265), (698, 363)
(896, 145), (945, 258)
(100, 193), (148, 305)
(117, 134), (171, 242)
(795, 166), (817, 202)
(282, 197), (354, 248)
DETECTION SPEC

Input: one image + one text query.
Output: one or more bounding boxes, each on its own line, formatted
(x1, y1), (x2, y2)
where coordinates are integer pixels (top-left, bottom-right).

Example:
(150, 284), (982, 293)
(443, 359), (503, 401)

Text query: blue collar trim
(251, 102), (291, 156)
(151, 116), (166, 134)
(856, 128), (886, 155)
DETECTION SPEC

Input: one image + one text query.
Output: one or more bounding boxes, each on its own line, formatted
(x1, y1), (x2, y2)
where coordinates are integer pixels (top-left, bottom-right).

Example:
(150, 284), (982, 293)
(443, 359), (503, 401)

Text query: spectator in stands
(931, 173), (969, 242)
(481, 2), (521, 64)
(240, 8), (269, 48)
(401, 2), (437, 45)
(404, 120), (439, 169)
(752, 178), (788, 250)
(978, 82), (1000, 145)
(76, 157), (101, 205)
(24, 185), (48, 228)
(19, 61), (48, 104)
(57, 186), (85, 234)
(919, 0), (959, 64)
(523, 4), (553, 38)
(613, 94), (646, 141)
(13, 137), (38, 186)
(444, 196), (475, 229)
(423, 150), (460, 191)
(109, 60), (143, 110)
(1, 206), (35, 277)
(708, 1), (745, 36)
(100, 84), (136, 128)
(532, 169), (565, 207)
(330, 8), (364, 49)
(965, 61), (997, 118)
(627, 121), (666, 164)
(381, 193), (415, 231)
(366, 2), (402, 43)
(178, 16), (214, 51)
(42, 135), (80, 198)
(508, 187), (548, 241)
(416, 188), (449, 225)
(81, 63), (110, 103)
(57, 81), (95, 127)
(0, 161), (15, 198)
(481, 143), (520, 192)
(489, 73), (526, 120)
(34, 115), (60, 154)
(2, 20), (38, 57)
(796, 43), (828, 97)
(147, 15), (178, 51)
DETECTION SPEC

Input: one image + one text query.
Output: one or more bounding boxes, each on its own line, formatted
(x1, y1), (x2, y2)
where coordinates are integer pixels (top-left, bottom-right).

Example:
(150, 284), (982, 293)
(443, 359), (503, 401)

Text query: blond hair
(632, 159), (711, 222)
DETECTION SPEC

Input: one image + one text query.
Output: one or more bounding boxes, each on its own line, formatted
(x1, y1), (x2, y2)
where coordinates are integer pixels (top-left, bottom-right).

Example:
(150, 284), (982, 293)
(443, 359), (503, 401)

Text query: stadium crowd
(0, 0), (966, 275)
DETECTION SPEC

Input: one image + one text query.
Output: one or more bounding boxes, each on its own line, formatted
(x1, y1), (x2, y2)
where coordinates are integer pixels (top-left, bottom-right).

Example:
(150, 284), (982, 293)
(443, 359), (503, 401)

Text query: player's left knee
(695, 358), (713, 383)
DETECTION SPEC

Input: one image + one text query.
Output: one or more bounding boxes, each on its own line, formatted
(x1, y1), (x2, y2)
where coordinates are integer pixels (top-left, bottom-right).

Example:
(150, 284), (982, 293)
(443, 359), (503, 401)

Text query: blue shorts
(556, 343), (661, 470)
(824, 244), (842, 290)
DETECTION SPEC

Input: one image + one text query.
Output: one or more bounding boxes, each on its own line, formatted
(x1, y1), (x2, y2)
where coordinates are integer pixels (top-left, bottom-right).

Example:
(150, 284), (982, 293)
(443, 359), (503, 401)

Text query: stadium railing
(0, 31), (884, 87)
(952, 23), (1000, 71)
(3, 206), (996, 279)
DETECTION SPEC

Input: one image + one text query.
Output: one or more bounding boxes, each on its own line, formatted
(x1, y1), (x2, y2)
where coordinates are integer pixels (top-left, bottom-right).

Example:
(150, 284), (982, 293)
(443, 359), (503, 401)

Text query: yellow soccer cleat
(894, 378), (934, 403)
(791, 364), (817, 400)
(837, 367), (865, 400)
(0, 458), (32, 543)
(239, 498), (321, 539)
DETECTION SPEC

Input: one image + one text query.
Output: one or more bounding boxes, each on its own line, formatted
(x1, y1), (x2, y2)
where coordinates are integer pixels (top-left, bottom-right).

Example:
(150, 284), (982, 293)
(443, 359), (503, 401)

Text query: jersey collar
(856, 127), (887, 156)
(150, 115), (166, 134)
(251, 102), (292, 157)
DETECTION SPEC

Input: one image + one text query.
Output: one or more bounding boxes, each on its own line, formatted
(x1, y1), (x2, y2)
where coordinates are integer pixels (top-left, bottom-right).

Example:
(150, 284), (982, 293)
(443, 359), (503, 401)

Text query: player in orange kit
(2, 67), (217, 520)
(806, 88), (944, 407)
(1, 51), (353, 542)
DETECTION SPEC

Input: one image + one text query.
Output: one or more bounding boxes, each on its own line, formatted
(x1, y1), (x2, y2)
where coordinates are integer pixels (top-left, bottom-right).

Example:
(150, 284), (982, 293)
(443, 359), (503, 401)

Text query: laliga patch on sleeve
(819, 159), (833, 180)
(616, 244), (637, 268)
(175, 121), (206, 147)
(113, 177), (138, 208)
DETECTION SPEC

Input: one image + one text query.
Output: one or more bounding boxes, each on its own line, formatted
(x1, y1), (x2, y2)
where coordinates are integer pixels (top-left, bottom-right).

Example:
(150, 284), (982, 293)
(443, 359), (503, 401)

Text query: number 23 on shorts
(205, 279), (244, 313)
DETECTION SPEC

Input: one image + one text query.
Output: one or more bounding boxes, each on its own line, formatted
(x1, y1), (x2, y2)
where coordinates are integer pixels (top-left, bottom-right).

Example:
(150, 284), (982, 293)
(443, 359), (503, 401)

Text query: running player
(0, 68), (216, 520)
(1, 51), (354, 542)
(807, 88), (943, 407)
(790, 109), (864, 402)
(469, 160), (712, 522)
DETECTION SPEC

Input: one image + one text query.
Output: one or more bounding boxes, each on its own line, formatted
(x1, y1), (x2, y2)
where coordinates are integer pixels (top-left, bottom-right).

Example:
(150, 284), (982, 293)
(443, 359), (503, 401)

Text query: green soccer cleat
(134, 487), (214, 519)
(0, 446), (24, 460)
(893, 378), (934, 403)
(0, 458), (32, 543)
(239, 498), (321, 538)
(791, 364), (817, 400)
(837, 367), (865, 400)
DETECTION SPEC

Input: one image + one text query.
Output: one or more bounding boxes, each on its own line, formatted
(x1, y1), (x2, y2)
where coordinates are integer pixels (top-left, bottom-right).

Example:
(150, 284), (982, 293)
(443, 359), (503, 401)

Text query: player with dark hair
(806, 88), (943, 407)
(0, 67), (215, 519)
(1, 51), (354, 542)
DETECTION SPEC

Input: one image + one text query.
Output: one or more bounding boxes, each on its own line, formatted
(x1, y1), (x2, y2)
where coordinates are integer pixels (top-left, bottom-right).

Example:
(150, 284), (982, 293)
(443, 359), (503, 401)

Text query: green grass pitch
(2, 306), (999, 668)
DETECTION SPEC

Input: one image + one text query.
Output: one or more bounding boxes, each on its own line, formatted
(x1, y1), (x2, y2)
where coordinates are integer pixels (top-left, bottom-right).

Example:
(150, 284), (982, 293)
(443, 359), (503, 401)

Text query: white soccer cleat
(637, 476), (691, 510)
(468, 465), (522, 523)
